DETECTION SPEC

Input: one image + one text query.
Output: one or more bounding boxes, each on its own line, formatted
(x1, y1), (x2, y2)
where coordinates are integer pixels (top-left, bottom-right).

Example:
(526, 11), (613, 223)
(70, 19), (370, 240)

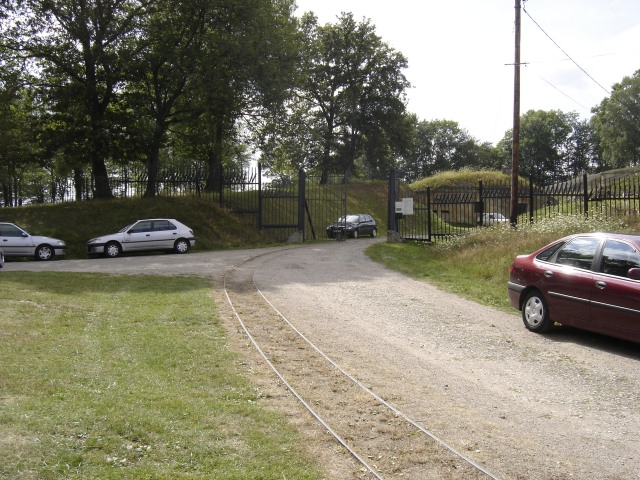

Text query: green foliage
(497, 109), (602, 182)
(591, 69), (640, 169)
(0, 272), (320, 479)
(398, 119), (501, 182)
(260, 12), (412, 180)
(409, 170), (512, 190)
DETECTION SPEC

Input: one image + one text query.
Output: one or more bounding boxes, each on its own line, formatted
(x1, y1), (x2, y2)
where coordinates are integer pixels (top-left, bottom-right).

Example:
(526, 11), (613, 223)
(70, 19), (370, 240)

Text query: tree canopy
(0, 3), (638, 206)
(591, 69), (640, 169)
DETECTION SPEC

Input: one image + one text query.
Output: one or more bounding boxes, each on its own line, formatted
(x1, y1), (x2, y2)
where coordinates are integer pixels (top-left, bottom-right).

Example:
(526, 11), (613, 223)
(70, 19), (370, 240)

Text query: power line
(527, 49), (640, 65)
(537, 76), (590, 111)
(523, 6), (611, 96)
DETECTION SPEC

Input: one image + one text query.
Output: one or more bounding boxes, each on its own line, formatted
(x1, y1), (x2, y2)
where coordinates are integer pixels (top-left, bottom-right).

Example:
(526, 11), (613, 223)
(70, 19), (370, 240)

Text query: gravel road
(5, 240), (640, 479)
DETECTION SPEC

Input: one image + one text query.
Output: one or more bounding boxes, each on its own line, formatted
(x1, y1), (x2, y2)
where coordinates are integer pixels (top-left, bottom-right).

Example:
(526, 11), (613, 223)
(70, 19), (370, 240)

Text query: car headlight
(87, 238), (100, 244)
(56, 240), (66, 246)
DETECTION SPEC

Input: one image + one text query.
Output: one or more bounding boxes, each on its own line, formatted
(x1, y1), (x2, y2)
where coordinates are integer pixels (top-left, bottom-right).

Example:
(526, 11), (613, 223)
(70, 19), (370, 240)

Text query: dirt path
(6, 241), (640, 479)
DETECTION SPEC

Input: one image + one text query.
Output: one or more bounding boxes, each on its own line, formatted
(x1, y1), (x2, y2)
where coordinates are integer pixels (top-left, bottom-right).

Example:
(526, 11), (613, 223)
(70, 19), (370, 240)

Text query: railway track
(222, 249), (501, 480)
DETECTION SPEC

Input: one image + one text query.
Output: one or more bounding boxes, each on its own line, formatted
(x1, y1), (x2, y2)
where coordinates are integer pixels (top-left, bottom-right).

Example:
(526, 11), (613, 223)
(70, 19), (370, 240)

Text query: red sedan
(508, 232), (640, 343)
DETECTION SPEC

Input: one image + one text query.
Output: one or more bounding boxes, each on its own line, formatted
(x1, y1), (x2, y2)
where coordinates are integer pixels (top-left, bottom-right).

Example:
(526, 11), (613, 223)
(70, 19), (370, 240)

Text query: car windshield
(335, 215), (359, 223)
(119, 223), (134, 233)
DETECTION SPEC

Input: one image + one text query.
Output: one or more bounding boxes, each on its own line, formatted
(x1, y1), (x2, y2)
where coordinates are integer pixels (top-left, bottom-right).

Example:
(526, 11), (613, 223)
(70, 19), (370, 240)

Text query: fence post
(298, 169), (306, 239)
(583, 172), (589, 218)
(258, 163), (263, 230)
(529, 175), (534, 224)
(387, 169), (396, 233)
(219, 166), (224, 208)
(478, 180), (484, 226)
(427, 186), (432, 242)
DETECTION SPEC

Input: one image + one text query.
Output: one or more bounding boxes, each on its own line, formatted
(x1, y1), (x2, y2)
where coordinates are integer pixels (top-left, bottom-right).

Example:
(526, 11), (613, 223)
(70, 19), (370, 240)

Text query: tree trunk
(205, 122), (224, 192)
(73, 168), (84, 201)
(92, 156), (113, 199)
(144, 123), (165, 198)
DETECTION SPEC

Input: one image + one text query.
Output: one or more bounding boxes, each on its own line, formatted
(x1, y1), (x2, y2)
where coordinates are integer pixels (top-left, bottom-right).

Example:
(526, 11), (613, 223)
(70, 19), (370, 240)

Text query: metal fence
(393, 172), (640, 242)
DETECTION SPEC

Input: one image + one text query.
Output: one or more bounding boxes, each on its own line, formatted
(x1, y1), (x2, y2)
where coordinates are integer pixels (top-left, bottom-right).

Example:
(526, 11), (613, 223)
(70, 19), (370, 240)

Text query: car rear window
(535, 241), (566, 262)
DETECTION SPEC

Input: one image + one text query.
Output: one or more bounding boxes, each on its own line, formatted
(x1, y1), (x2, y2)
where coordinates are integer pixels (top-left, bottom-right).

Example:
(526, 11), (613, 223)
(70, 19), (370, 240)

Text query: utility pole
(510, 0), (521, 225)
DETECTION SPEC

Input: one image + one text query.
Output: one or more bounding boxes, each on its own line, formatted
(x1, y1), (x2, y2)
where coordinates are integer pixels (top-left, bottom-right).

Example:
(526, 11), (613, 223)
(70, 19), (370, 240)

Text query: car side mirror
(22, 232), (28, 237)
(628, 268), (640, 280)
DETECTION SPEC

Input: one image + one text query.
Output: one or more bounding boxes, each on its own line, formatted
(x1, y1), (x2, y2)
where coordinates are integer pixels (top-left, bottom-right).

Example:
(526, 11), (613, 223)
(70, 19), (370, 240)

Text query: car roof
(565, 232), (640, 242)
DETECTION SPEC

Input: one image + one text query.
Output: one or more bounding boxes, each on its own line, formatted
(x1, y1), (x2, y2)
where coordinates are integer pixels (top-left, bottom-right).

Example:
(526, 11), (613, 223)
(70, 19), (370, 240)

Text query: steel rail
(222, 251), (385, 480)
(224, 247), (501, 480)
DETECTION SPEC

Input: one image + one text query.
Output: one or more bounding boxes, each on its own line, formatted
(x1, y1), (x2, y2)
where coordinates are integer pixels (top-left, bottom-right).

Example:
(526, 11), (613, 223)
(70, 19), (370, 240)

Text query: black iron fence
(392, 172), (640, 242)
(1, 163), (351, 242)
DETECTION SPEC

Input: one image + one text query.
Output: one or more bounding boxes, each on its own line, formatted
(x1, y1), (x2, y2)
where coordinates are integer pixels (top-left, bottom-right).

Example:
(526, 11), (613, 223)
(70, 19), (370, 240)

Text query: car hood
(87, 232), (125, 243)
(32, 235), (66, 245)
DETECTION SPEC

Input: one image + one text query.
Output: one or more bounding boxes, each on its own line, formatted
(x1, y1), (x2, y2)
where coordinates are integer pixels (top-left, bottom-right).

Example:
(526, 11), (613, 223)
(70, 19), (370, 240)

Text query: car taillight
(189, 229), (194, 235)
(509, 263), (515, 274)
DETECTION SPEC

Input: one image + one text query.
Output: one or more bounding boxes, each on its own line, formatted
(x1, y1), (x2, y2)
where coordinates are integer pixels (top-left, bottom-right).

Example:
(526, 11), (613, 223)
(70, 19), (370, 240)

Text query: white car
(0, 222), (68, 261)
(480, 212), (508, 225)
(86, 218), (195, 258)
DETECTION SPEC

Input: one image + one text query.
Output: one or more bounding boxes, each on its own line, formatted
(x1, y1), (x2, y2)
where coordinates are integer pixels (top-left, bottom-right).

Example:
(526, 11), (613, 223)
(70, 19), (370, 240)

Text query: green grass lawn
(0, 272), (320, 479)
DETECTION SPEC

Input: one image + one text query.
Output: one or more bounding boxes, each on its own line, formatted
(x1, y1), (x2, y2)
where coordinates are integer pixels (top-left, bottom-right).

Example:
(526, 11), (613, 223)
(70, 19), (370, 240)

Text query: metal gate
(259, 169), (347, 242)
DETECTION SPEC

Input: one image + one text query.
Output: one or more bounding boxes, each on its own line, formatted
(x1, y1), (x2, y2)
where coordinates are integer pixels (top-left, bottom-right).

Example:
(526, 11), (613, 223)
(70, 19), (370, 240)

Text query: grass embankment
(366, 213), (640, 311)
(0, 196), (277, 259)
(0, 182), (390, 259)
(0, 272), (320, 479)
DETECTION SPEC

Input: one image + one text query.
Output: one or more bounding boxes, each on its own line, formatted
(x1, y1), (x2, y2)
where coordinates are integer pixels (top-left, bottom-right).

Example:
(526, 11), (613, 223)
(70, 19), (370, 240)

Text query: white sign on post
(395, 201), (403, 214)
(402, 197), (414, 215)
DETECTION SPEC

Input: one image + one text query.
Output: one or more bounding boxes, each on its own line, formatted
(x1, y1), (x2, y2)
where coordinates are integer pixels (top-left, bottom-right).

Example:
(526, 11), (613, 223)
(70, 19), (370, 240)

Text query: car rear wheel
(522, 290), (553, 333)
(35, 245), (53, 261)
(174, 239), (190, 254)
(352, 229), (359, 239)
(104, 241), (121, 258)
(371, 228), (377, 238)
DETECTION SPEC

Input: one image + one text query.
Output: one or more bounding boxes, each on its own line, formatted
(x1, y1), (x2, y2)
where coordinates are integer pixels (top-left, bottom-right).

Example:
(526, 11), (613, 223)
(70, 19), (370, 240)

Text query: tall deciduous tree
(128, 0), (212, 197)
(176, 0), (299, 191)
(591, 69), (640, 169)
(263, 12), (411, 181)
(5, 0), (152, 199)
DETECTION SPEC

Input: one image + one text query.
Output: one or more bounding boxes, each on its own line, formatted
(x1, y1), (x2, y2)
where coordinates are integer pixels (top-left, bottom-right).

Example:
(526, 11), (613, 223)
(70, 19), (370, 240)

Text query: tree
(564, 117), (602, 176)
(498, 110), (573, 183)
(263, 12), (411, 181)
(398, 119), (495, 182)
(127, 0), (213, 197)
(591, 69), (640, 169)
(185, 0), (299, 191)
(4, 0), (153, 199)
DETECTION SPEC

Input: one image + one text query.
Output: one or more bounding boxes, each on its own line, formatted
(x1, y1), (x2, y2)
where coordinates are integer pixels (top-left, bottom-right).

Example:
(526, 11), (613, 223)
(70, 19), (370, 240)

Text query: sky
(292, 0), (640, 145)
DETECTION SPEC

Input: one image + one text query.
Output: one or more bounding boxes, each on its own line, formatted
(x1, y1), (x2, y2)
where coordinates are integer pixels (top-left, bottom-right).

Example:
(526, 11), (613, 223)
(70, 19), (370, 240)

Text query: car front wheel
(522, 290), (553, 333)
(371, 228), (377, 238)
(104, 241), (121, 258)
(352, 229), (359, 239)
(174, 239), (190, 254)
(35, 245), (53, 261)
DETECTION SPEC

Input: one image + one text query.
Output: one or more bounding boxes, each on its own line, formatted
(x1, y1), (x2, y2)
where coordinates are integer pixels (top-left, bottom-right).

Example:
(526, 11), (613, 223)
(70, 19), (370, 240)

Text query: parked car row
(0, 219), (195, 261)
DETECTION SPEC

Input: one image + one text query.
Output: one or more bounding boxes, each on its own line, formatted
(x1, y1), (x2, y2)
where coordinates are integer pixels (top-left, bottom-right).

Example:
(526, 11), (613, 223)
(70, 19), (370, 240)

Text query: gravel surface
(6, 240), (640, 479)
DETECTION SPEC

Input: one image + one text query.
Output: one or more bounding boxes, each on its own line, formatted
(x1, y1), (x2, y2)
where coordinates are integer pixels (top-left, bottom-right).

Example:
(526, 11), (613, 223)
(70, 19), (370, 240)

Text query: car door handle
(146, 234), (150, 236)
(544, 270), (553, 277)
(595, 281), (607, 289)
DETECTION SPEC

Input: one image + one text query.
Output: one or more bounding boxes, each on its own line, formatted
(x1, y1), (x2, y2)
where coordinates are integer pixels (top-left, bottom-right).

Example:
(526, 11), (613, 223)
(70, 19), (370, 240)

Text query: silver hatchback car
(86, 218), (195, 258)
(0, 222), (68, 261)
